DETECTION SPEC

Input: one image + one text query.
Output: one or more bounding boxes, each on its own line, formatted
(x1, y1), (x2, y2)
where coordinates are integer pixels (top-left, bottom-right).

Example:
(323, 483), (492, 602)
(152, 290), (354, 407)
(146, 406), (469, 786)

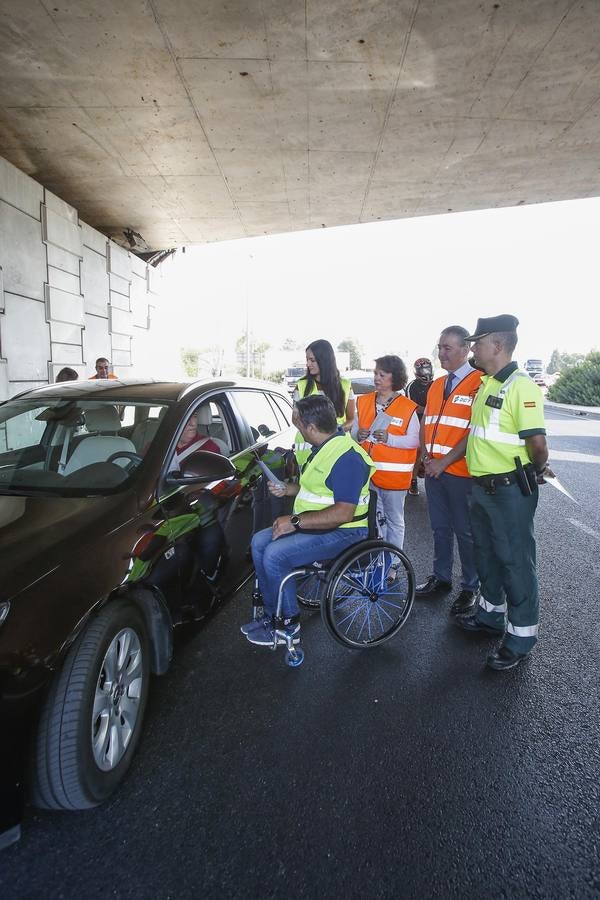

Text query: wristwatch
(290, 514), (302, 531)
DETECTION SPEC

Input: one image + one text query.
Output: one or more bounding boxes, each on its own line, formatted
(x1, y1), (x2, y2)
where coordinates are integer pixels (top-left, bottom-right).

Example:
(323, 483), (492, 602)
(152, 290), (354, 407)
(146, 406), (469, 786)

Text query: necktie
(444, 373), (455, 400)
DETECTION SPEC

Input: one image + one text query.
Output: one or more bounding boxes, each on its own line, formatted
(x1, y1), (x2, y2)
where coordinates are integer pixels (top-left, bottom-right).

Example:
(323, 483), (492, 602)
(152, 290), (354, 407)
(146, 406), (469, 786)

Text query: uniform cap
(467, 314), (519, 341)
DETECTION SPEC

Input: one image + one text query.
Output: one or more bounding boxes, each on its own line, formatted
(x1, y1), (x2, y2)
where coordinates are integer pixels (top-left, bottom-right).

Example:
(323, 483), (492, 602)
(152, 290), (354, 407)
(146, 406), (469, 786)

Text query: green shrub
(547, 351), (600, 405)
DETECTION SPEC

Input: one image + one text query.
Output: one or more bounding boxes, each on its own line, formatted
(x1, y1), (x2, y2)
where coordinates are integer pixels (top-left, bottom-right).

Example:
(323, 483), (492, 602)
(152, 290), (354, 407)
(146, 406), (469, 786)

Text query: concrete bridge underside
(1, 0), (599, 251)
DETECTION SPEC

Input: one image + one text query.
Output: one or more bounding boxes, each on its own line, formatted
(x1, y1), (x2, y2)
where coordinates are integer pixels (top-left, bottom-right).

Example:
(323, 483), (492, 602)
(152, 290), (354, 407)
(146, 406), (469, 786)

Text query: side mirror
(166, 450), (236, 485)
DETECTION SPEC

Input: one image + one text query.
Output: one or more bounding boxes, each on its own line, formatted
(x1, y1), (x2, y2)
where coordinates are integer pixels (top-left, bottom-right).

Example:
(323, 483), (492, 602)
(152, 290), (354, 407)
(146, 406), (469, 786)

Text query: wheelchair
(251, 492), (415, 667)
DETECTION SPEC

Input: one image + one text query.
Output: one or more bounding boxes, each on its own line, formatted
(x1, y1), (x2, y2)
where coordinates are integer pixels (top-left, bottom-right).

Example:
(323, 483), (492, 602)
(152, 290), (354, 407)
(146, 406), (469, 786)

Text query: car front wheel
(31, 603), (150, 811)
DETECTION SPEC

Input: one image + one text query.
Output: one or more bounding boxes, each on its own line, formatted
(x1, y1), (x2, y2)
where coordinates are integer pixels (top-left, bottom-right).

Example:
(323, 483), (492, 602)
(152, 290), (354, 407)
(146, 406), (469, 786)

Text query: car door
(227, 388), (296, 535)
(158, 392), (253, 618)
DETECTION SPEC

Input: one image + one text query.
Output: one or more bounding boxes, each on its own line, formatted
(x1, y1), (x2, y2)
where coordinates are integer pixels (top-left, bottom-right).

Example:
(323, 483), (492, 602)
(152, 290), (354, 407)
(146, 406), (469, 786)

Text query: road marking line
(548, 449), (600, 464)
(567, 518), (600, 540)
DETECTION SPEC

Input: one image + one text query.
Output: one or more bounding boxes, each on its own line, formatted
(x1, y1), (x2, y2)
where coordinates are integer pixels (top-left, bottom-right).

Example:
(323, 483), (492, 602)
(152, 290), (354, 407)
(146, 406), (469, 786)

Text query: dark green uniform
(466, 363), (546, 654)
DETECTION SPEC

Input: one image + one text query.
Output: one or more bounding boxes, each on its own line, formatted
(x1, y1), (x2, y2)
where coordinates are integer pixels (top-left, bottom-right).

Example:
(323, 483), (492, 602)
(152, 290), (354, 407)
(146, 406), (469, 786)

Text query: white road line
(548, 449), (600, 464)
(567, 518), (600, 540)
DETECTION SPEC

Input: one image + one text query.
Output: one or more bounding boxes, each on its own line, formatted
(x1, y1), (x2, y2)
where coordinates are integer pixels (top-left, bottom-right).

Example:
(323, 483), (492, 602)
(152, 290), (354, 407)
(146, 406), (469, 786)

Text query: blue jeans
(424, 472), (478, 591)
(251, 526), (368, 619)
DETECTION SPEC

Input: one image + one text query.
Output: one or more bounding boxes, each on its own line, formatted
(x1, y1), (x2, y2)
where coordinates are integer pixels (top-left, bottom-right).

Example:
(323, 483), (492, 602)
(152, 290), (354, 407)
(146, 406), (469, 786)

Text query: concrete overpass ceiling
(1, 0), (599, 251)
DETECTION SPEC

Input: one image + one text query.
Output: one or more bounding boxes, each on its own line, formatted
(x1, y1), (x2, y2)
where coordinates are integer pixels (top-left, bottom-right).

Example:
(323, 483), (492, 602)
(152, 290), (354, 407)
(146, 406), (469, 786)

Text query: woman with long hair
(352, 355), (420, 550)
(292, 339), (355, 467)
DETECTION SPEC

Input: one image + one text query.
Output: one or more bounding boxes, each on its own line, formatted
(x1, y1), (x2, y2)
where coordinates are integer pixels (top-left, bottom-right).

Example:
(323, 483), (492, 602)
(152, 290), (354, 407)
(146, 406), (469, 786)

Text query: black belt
(472, 470), (517, 490)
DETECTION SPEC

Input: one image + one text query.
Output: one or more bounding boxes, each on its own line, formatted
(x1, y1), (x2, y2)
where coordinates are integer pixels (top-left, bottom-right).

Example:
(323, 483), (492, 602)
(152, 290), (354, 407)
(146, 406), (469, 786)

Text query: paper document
(369, 411), (393, 441)
(543, 473), (578, 503)
(257, 459), (286, 489)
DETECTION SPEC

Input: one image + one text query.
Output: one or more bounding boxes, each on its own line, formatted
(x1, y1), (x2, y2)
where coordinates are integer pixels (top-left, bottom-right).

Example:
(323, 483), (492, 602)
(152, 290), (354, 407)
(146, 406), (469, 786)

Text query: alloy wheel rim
(92, 627), (143, 771)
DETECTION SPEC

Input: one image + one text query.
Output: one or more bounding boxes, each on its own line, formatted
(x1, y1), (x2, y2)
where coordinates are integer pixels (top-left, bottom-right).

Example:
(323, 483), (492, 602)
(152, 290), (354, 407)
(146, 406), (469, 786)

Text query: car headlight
(0, 601), (10, 627)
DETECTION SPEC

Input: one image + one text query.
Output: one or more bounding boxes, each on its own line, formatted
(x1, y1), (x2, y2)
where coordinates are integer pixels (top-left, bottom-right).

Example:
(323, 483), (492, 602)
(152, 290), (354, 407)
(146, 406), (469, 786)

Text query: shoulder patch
(523, 401), (536, 408)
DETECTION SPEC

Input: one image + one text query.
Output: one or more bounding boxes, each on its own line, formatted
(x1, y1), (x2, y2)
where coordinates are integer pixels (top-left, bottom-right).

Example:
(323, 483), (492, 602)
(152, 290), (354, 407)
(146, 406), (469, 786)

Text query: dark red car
(0, 377), (294, 847)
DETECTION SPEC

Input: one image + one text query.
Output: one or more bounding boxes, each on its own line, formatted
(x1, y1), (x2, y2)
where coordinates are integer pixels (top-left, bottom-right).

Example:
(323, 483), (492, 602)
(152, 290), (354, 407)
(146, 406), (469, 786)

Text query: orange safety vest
(423, 370), (481, 477)
(357, 393), (418, 490)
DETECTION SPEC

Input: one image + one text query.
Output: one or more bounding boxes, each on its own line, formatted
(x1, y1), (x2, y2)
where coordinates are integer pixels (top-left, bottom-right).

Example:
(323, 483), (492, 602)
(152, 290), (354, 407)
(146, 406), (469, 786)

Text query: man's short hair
(441, 325), (470, 345)
(95, 356), (109, 366)
(490, 331), (518, 354)
(295, 395), (338, 433)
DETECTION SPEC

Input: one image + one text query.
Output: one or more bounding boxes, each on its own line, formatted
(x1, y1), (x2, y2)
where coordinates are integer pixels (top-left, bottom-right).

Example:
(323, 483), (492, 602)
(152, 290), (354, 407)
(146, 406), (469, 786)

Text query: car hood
(0, 491), (135, 600)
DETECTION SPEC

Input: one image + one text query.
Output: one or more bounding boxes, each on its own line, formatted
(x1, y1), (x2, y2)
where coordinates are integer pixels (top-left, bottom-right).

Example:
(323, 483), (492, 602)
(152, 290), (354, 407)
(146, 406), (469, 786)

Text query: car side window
(268, 392), (292, 428)
(166, 396), (233, 474)
(230, 390), (282, 447)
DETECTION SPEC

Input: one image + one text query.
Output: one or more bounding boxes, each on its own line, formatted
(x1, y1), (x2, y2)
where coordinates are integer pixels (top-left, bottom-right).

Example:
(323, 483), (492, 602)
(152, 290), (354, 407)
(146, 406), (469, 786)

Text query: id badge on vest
(452, 395), (473, 407)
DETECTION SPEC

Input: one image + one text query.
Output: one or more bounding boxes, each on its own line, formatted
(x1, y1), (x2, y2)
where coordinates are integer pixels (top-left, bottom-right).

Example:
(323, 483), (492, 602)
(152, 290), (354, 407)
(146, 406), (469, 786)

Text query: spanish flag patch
(524, 401), (536, 408)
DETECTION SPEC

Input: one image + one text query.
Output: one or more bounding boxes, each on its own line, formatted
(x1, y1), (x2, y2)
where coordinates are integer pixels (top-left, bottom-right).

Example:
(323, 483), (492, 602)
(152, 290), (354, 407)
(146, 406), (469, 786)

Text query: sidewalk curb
(544, 400), (600, 420)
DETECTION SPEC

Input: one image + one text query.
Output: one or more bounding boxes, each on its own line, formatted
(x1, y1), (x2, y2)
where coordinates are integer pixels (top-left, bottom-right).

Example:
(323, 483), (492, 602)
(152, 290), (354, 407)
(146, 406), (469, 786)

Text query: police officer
(456, 315), (550, 671)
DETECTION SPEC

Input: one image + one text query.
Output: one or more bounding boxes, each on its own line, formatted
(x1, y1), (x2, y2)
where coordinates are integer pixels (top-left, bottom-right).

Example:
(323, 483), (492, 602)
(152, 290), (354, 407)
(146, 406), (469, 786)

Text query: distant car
(533, 373), (547, 387)
(0, 377), (294, 841)
(350, 376), (375, 395)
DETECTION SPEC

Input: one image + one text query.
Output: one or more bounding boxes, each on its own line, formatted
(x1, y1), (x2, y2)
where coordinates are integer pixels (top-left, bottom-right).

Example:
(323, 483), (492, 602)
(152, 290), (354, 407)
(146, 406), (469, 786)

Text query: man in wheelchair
(242, 395), (375, 647)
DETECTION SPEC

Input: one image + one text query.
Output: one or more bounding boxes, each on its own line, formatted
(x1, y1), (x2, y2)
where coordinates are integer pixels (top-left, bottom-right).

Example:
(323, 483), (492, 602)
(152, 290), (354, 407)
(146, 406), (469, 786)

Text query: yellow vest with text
(466, 369), (545, 476)
(293, 377), (351, 466)
(293, 434), (375, 529)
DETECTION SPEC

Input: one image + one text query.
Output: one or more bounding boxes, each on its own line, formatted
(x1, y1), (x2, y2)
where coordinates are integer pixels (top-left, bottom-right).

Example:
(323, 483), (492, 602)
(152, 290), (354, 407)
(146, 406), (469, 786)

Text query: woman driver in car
(174, 412), (222, 468)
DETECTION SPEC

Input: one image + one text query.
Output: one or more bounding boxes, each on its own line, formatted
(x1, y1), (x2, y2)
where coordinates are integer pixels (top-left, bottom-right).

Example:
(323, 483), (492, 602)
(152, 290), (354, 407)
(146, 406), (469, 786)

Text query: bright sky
(153, 196), (600, 378)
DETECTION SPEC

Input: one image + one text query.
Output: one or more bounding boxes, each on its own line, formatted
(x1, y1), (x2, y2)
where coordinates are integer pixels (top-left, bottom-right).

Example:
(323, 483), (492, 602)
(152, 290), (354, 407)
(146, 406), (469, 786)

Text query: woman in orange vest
(353, 355), (419, 550)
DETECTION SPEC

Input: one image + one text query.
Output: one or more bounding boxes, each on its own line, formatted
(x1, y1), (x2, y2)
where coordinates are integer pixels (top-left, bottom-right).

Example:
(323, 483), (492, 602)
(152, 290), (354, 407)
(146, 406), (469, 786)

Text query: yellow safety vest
(293, 434), (375, 529)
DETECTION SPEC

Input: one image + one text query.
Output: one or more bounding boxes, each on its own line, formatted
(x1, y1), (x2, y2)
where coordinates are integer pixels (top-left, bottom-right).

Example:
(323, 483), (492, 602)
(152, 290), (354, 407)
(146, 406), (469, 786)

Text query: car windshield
(0, 398), (171, 496)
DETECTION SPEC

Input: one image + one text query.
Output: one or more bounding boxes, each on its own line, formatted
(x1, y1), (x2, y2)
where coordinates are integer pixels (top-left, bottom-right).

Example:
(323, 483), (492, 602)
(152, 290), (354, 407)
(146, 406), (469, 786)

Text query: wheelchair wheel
(297, 568), (326, 609)
(322, 540), (414, 649)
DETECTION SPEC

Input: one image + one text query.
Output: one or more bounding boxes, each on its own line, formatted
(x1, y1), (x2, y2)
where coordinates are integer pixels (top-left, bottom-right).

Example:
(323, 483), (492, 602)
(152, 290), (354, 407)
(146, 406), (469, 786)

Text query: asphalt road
(2, 406), (599, 899)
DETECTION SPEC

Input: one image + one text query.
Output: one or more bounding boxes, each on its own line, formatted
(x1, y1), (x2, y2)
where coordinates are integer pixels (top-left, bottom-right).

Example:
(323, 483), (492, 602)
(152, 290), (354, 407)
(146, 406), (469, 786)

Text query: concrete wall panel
(48, 266), (81, 295)
(131, 274), (149, 328)
(111, 333), (131, 352)
(109, 306), (134, 336)
(0, 157), (43, 220)
(1, 294), (49, 381)
(81, 221), (107, 256)
(109, 273), (130, 298)
(81, 247), (110, 317)
(111, 348), (132, 368)
(107, 243), (131, 281)
(47, 245), (81, 275)
(0, 201), (46, 301)
(44, 190), (78, 226)
(45, 285), (85, 326)
(109, 291), (130, 312)
(42, 205), (83, 257)
(0, 155), (161, 388)
(50, 321), (83, 345)
(83, 314), (110, 372)
(51, 342), (83, 365)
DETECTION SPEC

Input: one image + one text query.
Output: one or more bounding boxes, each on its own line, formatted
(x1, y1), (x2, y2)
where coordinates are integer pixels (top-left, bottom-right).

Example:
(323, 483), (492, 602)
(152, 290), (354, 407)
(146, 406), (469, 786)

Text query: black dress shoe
(454, 614), (504, 636)
(486, 645), (531, 671)
(415, 575), (452, 597)
(450, 589), (480, 616)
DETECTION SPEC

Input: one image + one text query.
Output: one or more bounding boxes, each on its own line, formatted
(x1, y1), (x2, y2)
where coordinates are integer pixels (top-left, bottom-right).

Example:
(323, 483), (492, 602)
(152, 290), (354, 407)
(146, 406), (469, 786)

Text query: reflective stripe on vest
(425, 414), (469, 429)
(356, 392), (418, 490)
(423, 370), (481, 478)
(297, 488), (371, 506)
(373, 461), (414, 472)
(469, 370), (528, 447)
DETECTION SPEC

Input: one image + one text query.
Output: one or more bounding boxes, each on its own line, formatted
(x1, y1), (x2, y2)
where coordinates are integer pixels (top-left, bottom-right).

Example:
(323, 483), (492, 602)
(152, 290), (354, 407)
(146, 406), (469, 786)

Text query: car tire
(31, 603), (150, 811)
